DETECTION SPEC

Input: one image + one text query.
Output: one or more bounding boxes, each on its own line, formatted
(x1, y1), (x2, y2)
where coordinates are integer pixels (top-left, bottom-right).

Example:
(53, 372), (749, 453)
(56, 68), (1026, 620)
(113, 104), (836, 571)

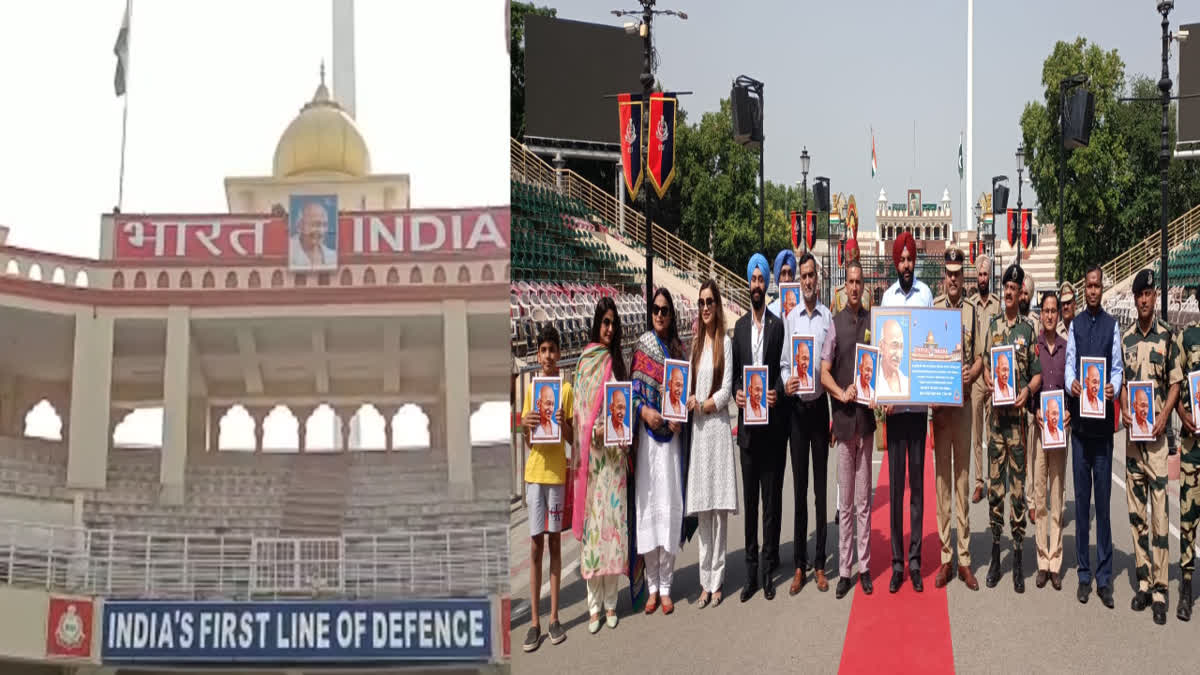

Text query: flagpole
(116, 0), (131, 212)
(118, 92), (128, 211)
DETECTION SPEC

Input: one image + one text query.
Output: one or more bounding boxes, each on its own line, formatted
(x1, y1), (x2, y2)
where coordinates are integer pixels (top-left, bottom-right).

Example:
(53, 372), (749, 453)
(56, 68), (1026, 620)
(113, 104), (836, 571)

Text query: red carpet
(838, 428), (955, 675)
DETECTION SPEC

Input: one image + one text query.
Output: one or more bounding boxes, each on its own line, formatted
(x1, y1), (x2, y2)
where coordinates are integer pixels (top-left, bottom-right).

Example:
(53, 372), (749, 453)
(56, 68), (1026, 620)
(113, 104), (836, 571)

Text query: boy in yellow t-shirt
(521, 325), (573, 652)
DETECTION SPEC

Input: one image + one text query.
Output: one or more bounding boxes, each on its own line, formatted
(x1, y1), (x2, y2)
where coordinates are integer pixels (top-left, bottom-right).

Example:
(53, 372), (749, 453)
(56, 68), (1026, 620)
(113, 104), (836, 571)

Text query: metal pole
(642, 1), (655, 330)
(759, 142), (765, 251)
(966, 0), (974, 234)
(1016, 171), (1023, 266)
(1058, 83), (1067, 283)
(1160, 1), (1173, 320)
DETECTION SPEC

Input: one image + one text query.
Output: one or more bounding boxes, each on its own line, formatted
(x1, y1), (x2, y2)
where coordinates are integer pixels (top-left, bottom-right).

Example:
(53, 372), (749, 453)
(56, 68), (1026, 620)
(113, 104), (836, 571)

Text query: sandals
(661, 596), (675, 615)
(644, 593), (658, 614)
(713, 590), (723, 606)
(697, 592), (711, 609)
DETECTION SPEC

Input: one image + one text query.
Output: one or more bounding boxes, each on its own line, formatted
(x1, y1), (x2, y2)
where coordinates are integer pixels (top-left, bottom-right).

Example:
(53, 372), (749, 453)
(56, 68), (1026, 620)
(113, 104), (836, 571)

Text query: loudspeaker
(1063, 89), (1095, 149)
(731, 85), (763, 148)
(813, 178), (831, 212)
(993, 184), (1009, 217)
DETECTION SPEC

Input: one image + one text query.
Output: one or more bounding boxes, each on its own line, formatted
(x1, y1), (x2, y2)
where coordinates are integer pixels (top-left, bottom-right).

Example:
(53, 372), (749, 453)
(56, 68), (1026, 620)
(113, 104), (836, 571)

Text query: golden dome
(272, 69), (370, 178)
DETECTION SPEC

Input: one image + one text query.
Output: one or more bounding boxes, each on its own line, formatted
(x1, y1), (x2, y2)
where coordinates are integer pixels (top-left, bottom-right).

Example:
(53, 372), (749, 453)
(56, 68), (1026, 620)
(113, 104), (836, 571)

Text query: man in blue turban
(733, 251), (787, 601)
(768, 249), (797, 319)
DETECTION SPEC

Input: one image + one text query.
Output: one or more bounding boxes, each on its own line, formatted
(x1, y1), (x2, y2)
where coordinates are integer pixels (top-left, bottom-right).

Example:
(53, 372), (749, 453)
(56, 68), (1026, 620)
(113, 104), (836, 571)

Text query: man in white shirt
(879, 231), (933, 594)
(664, 367), (686, 419)
(532, 383), (559, 441)
(289, 200), (338, 270)
(1044, 397), (1064, 444)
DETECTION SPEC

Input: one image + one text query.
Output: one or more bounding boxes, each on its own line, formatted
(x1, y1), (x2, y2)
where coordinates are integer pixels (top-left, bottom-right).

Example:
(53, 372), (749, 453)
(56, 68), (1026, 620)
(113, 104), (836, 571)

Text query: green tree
(510, 2), (556, 140)
(1021, 38), (1200, 282)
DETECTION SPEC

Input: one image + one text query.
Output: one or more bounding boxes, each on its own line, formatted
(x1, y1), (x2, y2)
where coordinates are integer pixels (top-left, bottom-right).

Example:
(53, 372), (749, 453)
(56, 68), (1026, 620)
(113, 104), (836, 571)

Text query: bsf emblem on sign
(46, 595), (92, 659)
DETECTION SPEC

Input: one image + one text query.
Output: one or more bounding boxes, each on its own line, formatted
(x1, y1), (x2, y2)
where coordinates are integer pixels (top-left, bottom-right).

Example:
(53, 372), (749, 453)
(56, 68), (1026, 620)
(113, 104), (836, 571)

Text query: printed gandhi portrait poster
(1128, 380), (1156, 442)
(778, 283), (803, 320)
(604, 382), (634, 447)
(1040, 390), (1067, 449)
(1079, 357), (1107, 420)
(661, 359), (691, 422)
(288, 194), (339, 272)
(870, 307), (963, 406)
(743, 365), (769, 426)
(991, 345), (1017, 406)
(791, 334), (817, 395)
(529, 376), (562, 444)
(854, 344), (879, 405)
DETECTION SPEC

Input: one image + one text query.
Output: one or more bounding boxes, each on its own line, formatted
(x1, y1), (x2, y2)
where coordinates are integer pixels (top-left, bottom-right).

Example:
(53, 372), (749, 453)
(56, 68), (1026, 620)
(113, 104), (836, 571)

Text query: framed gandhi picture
(1040, 390), (1067, 449)
(662, 359), (691, 422)
(778, 283), (803, 319)
(791, 334), (817, 395)
(1079, 357), (1107, 419)
(990, 345), (1016, 406)
(1190, 370), (1200, 430)
(743, 365), (769, 426)
(854, 344), (879, 405)
(604, 382), (634, 447)
(1128, 380), (1156, 442)
(288, 194), (339, 272)
(529, 376), (562, 444)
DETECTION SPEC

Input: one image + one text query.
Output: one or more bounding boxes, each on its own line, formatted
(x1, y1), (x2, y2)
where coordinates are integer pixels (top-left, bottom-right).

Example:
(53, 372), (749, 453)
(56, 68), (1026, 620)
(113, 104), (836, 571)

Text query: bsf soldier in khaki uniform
(931, 247), (982, 590)
(1120, 269), (1180, 625)
(1021, 274), (1038, 524)
(833, 239), (872, 314)
(1057, 282), (1076, 340)
(983, 264), (1042, 593)
(1172, 309), (1200, 621)
(968, 254), (1001, 503)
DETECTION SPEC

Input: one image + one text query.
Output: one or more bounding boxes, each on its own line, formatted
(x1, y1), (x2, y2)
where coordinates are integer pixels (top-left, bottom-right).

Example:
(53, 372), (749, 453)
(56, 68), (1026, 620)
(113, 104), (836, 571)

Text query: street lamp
(800, 147), (810, 252)
(612, 1), (688, 330)
(1158, 0), (1175, 320)
(1015, 143), (1025, 265)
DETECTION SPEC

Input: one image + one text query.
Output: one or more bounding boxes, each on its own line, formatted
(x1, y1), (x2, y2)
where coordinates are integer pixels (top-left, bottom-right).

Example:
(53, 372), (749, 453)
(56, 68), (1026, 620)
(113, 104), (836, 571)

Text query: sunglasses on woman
(651, 305), (671, 317)
(698, 297), (716, 308)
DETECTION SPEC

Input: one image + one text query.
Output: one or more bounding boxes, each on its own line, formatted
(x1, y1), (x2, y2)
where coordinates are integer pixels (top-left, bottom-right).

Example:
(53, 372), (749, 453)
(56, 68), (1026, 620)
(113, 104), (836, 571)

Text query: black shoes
(860, 572), (874, 595)
(836, 576), (854, 599)
(1153, 601), (1168, 625)
(985, 542), (1002, 588)
(523, 626), (540, 653)
(547, 621), (566, 645)
(1179, 580), (1193, 622)
(910, 569), (924, 593)
(1050, 572), (1062, 591)
(1077, 582), (1091, 604)
(1012, 549), (1024, 594)
(763, 571), (776, 600)
(889, 571), (903, 594)
(740, 568), (759, 603)
(1097, 585), (1115, 608)
(1132, 591), (1151, 612)
(1035, 570), (1049, 589)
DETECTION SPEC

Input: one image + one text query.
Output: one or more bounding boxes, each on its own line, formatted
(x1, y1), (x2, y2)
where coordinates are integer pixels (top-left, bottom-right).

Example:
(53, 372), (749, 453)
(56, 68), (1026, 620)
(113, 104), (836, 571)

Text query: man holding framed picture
(1119, 269), (1180, 625)
(981, 264), (1041, 593)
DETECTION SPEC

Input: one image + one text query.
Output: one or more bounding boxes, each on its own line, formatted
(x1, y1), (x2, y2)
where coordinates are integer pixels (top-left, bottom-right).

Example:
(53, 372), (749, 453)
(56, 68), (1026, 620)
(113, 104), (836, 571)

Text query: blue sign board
(101, 599), (491, 664)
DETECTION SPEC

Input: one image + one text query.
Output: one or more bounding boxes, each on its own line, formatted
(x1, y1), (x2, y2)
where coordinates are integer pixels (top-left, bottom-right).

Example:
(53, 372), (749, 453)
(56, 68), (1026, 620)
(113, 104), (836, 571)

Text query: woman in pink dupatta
(571, 297), (632, 634)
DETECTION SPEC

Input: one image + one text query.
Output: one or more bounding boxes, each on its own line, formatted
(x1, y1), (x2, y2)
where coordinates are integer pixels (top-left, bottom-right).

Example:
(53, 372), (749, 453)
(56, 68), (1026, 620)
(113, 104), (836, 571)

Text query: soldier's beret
(1132, 269), (1154, 295)
(1001, 264), (1024, 287)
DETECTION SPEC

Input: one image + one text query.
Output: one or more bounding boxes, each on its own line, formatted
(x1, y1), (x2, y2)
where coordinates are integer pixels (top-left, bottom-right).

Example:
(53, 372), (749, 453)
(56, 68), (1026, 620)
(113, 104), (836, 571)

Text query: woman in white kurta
(685, 280), (738, 607)
(631, 288), (690, 615)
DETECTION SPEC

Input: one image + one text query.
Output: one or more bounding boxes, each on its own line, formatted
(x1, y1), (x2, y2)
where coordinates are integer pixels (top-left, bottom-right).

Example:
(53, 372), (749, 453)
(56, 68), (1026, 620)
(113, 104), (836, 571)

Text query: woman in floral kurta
(571, 297), (632, 634)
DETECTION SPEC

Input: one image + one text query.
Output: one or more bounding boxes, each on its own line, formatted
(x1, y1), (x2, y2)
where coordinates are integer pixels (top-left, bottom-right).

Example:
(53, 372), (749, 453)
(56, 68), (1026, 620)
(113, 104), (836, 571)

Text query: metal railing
(1071, 202), (1200, 297)
(0, 519), (507, 600)
(511, 138), (751, 309)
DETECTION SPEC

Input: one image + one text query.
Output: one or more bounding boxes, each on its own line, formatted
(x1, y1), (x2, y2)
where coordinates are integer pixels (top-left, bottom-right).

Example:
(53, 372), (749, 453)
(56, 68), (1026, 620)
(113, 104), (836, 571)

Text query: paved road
(510, 422), (1196, 673)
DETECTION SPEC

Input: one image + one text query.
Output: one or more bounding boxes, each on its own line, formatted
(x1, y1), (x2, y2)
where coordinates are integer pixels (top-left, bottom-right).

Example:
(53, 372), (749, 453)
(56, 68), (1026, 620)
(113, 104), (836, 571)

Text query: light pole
(1158, 0), (1174, 320)
(800, 147), (810, 252)
(611, 2), (687, 330)
(1016, 144), (1025, 265)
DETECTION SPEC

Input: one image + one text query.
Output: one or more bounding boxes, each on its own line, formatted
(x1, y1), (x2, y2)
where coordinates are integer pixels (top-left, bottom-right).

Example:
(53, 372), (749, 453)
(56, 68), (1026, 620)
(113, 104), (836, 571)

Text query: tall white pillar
(160, 306), (191, 504)
(66, 310), (114, 490)
(443, 300), (473, 498)
(332, 0), (357, 119)
(966, 0), (974, 231)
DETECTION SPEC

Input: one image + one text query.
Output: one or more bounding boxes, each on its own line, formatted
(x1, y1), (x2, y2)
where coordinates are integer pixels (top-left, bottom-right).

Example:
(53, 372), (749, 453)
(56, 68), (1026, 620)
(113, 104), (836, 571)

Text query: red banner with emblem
(806, 211), (816, 250)
(1021, 210), (1032, 248)
(969, 241), (977, 264)
(46, 595), (93, 660)
(837, 239), (845, 267)
(617, 93), (644, 201)
(790, 211), (799, 249)
(646, 93), (677, 198)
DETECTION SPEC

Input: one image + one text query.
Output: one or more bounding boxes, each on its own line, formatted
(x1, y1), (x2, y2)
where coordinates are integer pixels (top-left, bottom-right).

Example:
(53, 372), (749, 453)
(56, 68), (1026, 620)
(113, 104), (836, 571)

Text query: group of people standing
(522, 230), (1200, 653)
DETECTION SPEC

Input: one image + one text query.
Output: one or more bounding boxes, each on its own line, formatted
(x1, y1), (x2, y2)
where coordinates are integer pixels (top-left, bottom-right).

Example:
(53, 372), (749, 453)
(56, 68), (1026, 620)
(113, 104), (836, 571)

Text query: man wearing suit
(734, 253), (787, 602)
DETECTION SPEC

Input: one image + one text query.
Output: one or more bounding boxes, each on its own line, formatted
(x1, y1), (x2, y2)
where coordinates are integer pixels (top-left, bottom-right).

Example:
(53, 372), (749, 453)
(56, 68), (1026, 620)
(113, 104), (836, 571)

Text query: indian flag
(871, 128), (877, 178)
(958, 133), (964, 179)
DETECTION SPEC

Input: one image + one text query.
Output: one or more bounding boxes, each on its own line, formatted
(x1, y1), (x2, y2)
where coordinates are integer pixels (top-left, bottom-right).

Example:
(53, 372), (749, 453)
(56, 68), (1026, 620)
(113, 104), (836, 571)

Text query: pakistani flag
(113, 1), (130, 97)
(957, 134), (964, 179)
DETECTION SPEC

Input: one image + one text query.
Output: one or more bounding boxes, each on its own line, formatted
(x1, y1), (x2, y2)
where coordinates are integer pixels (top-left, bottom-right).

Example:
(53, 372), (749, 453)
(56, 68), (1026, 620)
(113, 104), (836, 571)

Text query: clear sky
(537, 0), (1181, 229)
(1, 0), (510, 447)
